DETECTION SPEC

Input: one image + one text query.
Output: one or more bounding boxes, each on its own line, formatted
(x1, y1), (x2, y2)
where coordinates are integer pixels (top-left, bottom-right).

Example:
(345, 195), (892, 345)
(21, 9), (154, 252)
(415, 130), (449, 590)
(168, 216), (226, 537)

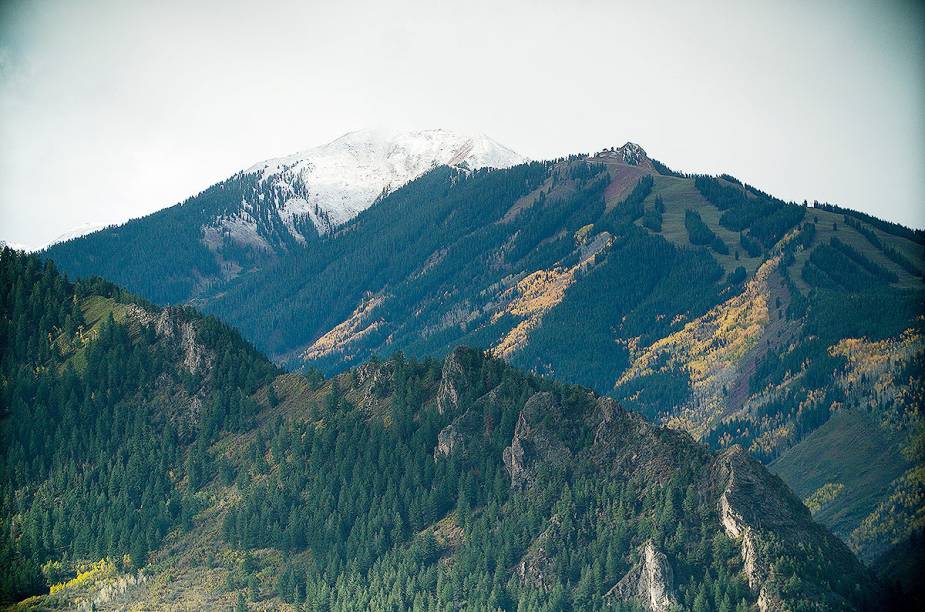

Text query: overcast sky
(1, 0), (922, 249)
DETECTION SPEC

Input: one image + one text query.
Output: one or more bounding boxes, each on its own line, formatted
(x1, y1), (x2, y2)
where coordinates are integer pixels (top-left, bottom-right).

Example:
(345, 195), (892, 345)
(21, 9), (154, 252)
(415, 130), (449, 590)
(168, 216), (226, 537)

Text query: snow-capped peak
(48, 223), (107, 247)
(0, 239), (33, 253)
(246, 128), (527, 227)
(200, 129), (526, 255)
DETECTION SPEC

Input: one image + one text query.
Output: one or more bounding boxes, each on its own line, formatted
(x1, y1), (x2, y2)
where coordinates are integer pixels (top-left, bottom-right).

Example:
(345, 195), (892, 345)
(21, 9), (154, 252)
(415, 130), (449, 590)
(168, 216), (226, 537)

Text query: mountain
(47, 223), (108, 248)
(43, 129), (525, 303)
(246, 128), (526, 231)
(41, 141), (925, 564)
(0, 251), (878, 609)
(0, 248), (278, 603)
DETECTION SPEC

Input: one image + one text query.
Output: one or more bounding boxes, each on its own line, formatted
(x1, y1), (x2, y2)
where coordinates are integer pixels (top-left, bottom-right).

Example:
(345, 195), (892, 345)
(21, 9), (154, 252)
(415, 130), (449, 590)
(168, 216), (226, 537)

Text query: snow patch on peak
(617, 142), (647, 165)
(247, 128), (527, 227)
(47, 223), (107, 247)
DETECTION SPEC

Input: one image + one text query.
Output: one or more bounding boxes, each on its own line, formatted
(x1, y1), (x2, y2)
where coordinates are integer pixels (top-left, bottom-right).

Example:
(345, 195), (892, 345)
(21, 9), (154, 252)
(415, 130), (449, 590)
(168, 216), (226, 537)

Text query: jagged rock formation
(434, 419), (465, 459)
(435, 346), (482, 415)
(588, 395), (708, 486)
(712, 446), (870, 611)
(502, 392), (572, 490)
(128, 305), (212, 374)
(491, 376), (873, 610)
(606, 541), (679, 611)
(434, 409), (483, 460)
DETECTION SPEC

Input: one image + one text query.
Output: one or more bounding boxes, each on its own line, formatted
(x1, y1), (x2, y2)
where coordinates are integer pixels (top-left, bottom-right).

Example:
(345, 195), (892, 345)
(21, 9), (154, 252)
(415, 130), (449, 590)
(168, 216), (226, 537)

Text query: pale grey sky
(1, 0), (922, 248)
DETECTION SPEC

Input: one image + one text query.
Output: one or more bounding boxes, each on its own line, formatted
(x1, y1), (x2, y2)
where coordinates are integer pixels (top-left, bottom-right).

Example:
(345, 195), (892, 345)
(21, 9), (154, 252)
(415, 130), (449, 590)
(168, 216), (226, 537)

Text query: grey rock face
(502, 392), (571, 490)
(606, 541), (679, 611)
(436, 346), (480, 415)
(434, 416), (466, 460)
(128, 305), (211, 375)
(711, 445), (868, 611)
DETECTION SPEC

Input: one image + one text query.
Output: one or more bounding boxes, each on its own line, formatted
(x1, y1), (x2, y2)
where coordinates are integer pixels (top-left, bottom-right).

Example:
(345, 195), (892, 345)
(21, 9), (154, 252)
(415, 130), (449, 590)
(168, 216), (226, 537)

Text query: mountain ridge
(40, 141), (925, 567)
(0, 260), (879, 609)
(42, 128), (526, 303)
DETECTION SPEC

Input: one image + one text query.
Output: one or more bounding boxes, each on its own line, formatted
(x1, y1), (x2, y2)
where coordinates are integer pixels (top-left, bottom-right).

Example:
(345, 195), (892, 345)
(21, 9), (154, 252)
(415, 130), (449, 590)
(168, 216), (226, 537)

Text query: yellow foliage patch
(851, 464), (925, 553)
(491, 235), (612, 358)
(574, 224), (594, 244)
(803, 482), (846, 515)
(616, 256), (780, 436)
(49, 558), (117, 596)
(303, 294), (385, 361)
(828, 330), (923, 430)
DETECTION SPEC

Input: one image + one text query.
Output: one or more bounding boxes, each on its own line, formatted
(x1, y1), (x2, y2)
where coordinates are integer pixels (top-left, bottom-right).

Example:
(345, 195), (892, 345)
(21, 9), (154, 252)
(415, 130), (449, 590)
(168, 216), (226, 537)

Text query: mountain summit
(595, 142), (649, 166)
(247, 128), (526, 231)
(208, 128), (526, 250)
(43, 129), (526, 303)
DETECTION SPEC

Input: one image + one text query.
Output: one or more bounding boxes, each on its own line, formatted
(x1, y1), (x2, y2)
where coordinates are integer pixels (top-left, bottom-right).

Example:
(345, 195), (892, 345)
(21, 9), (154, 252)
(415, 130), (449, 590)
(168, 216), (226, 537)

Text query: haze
(1, 0), (922, 249)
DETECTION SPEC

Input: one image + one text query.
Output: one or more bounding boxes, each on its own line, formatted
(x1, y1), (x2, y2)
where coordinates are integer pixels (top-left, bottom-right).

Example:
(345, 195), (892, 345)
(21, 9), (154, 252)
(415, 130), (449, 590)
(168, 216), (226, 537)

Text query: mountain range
(0, 251), (883, 609)
(7, 128), (924, 608)
(43, 129), (524, 304)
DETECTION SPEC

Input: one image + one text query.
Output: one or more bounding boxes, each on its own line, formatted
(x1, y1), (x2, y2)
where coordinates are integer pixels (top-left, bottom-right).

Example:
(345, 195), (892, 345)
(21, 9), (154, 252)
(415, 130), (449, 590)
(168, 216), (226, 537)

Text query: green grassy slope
(770, 409), (910, 551)
(791, 208), (924, 292)
(646, 175), (764, 275)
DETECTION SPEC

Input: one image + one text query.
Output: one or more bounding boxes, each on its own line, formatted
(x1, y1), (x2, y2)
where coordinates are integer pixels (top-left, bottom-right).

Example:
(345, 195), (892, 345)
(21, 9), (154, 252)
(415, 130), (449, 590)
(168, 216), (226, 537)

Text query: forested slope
(41, 144), (925, 565)
(42, 172), (320, 304)
(1, 250), (881, 610)
(0, 248), (278, 603)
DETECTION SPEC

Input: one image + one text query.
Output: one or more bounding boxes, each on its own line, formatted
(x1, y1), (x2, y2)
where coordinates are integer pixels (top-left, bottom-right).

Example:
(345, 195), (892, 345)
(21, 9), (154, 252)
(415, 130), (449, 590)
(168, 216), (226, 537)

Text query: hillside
(200, 145), (923, 561)
(0, 257), (877, 609)
(43, 129), (524, 304)
(0, 248), (278, 604)
(40, 143), (925, 563)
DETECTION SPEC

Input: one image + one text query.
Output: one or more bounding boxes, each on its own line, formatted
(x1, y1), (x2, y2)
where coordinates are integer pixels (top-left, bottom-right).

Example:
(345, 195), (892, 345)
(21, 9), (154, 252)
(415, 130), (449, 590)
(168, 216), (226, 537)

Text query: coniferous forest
(3, 0), (924, 608)
(0, 249), (886, 609)
(5, 143), (924, 611)
(0, 249), (277, 602)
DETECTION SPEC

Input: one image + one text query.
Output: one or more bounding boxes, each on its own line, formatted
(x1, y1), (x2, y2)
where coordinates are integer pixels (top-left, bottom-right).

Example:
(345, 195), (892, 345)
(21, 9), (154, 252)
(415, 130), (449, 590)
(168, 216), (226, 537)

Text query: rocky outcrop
(156, 310), (203, 374)
(502, 392), (572, 490)
(350, 359), (393, 411)
(487, 365), (872, 610)
(128, 305), (211, 375)
(434, 421), (464, 459)
(436, 346), (481, 415)
(606, 541), (679, 611)
(502, 412), (527, 487)
(503, 391), (702, 491)
(711, 445), (871, 611)
(596, 142), (648, 166)
(516, 526), (555, 591)
(435, 385), (506, 460)
(714, 447), (790, 610)
(499, 386), (872, 610)
(589, 395), (708, 486)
